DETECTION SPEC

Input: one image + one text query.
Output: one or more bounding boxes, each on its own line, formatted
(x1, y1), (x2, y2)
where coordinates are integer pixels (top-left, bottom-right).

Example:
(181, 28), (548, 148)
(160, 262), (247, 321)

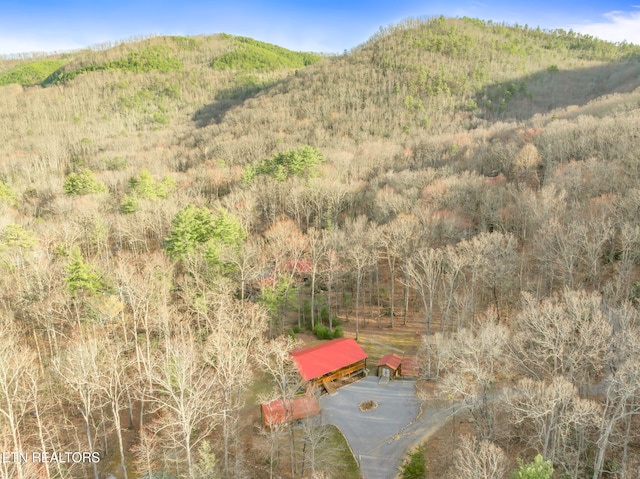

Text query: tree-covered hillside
(1, 17), (640, 479)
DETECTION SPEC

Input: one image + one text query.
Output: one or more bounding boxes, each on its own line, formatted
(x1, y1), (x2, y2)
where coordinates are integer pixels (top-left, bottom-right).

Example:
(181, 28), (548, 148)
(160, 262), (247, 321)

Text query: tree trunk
(355, 273), (362, 341)
(34, 396), (52, 479)
(593, 401), (625, 479)
(310, 270), (317, 331)
(376, 264), (381, 328)
(112, 401), (128, 479)
(222, 404), (229, 476)
(620, 402), (634, 479)
(368, 270), (373, 324)
(403, 269), (409, 325)
(389, 262), (395, 328)
(185, 426), (193, 477)
(289, 424), (296, 479)
(84, 412), (99, 479)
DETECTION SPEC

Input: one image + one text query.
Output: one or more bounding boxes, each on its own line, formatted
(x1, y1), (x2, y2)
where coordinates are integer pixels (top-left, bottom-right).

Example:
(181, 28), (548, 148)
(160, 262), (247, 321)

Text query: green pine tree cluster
(165, 205), (246, 261)
(63, 169), (107, 195)
(64, 246), (106, 296)
(120, 169), (176, 213)
(243, 145), (324, 182)
(511, 455), (553, 479)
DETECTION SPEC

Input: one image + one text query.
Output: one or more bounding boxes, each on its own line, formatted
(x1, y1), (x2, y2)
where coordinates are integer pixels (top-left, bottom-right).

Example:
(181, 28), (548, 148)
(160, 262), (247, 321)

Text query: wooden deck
(322, 378), (338, 395)
(311, 360), (367, 385)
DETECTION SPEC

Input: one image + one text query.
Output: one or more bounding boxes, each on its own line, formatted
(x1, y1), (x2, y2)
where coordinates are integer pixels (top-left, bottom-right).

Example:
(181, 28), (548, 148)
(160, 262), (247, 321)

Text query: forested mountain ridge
(1, 16), (640, 479)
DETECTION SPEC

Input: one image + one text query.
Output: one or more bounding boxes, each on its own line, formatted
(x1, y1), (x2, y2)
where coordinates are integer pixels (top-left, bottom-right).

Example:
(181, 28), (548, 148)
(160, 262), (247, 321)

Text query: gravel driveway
(319, 377), (426, 479)
(320, 377), (509, 479)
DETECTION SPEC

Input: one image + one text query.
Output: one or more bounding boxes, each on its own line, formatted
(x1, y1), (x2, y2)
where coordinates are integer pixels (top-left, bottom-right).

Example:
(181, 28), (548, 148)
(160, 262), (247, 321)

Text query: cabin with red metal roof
(290, 338), (368, 394)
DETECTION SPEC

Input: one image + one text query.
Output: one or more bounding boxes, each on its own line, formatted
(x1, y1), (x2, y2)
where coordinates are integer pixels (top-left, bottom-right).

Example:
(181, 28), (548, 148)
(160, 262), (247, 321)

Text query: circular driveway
(319, 377), (423, 479)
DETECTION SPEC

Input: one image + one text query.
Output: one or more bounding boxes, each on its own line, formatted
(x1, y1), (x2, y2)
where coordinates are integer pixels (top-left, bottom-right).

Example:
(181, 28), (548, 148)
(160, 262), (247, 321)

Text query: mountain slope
(190, 16), (640, 161)
(2, 17), (640, 207)
(3, 17), (640, 479)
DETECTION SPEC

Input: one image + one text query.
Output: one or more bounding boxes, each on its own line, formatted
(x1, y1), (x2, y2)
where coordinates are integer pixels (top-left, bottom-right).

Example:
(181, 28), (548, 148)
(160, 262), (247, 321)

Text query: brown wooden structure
(290, 338), (368, 392)
(377, 353), (402, 379)
(376, 354), (419, 379)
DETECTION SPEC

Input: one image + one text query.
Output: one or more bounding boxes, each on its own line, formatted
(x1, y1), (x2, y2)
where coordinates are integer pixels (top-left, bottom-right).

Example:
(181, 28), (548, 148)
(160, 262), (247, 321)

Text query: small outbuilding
(261, 395), (321, 428)
(377, 353), (403, 379)
(376, 354), (419, 379)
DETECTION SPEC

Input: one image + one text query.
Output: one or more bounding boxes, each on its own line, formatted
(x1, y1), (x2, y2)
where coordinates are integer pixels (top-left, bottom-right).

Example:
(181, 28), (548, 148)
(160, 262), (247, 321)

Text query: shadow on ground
(477, 59), (640, 122)
(192, 77), (282, 128)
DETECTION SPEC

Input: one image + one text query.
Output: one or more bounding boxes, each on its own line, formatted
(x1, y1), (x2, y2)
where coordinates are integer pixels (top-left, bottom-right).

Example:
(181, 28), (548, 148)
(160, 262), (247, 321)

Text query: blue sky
(1, 1), (640, 56)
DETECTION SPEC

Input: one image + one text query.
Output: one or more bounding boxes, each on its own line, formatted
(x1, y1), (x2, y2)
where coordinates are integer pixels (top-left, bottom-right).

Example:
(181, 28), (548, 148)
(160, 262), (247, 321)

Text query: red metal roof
(377, 353), (402, 370)
(261, 395), (321, 427)
(283, 259), (314, 274)
(400, 357), (418, 377)
(290, 338), (368, 381)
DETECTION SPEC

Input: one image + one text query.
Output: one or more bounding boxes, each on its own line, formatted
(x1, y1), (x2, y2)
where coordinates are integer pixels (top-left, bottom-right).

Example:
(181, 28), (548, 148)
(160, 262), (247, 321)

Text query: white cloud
(571, 9), (640, 45)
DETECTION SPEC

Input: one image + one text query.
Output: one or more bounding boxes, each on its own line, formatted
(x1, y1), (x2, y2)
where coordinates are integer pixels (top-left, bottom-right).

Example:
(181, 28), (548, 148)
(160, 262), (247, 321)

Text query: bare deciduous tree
(380, 214), (418, 328)
(592, 310), (640, 479)
(264, 217), (308, 331)
(417, 331), (452, 380)
(440, 245), (467, 333)
(51, 334), (103, 479)
(0, 316), (36, 479)
(298, 416), (337, 479)
(342, 216), (378, 338)
(220, 237), (266, 304)
(406, 246), (443, 334)
(511, 290), (611, 386)
(97, 338), (134, 479)
(505, 376), (601, 473)
(536, 217), (582, 290)
(319, 241), (343, 329)
(438, 315), (509, 439)
(450, 435), (508, 479)
(256, 336), (304, 479)
(574, 216), (613, 289)
(149, 335), (221, 477)
(203, 295), (268, 477)
(305, 227), (329, 331)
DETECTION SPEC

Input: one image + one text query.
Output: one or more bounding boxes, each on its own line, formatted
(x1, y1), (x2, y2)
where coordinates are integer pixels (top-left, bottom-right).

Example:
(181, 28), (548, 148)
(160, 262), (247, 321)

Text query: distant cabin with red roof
(290, 338), (368, 393)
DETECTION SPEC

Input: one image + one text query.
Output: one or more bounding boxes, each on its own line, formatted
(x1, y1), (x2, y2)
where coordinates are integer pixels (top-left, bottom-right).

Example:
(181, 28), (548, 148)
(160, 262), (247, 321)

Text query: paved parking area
(319, 376), (422, 479)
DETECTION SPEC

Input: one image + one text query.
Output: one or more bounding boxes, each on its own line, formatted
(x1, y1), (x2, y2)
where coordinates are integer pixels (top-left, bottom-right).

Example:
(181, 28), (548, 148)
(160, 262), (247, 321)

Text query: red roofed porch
(290, 338), (368, 392)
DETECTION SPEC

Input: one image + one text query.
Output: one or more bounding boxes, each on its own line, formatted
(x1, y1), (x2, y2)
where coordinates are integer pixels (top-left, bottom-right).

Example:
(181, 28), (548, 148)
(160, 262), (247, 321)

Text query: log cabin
(290, 338), (368, 394)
